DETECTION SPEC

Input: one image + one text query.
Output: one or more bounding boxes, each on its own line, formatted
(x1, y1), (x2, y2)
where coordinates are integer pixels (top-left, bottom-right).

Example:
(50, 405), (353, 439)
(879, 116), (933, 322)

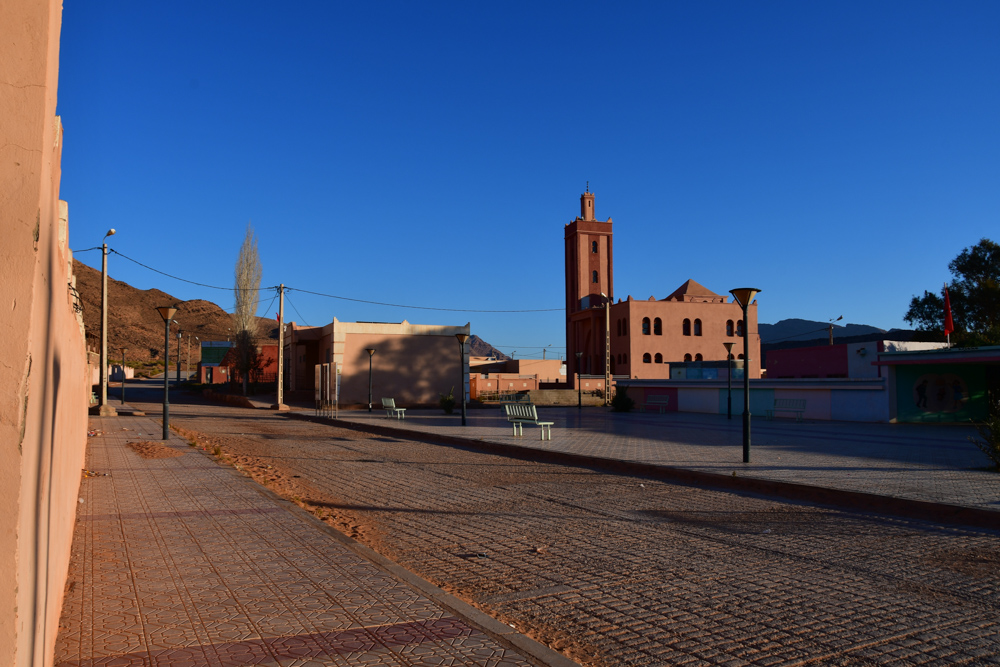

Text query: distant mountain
(469, 334), (509, 360)
(759, 319), (888, 344)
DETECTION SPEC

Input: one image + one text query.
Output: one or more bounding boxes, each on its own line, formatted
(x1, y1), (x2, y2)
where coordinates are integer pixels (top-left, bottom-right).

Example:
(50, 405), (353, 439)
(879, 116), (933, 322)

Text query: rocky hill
(73, 259), (278, 365)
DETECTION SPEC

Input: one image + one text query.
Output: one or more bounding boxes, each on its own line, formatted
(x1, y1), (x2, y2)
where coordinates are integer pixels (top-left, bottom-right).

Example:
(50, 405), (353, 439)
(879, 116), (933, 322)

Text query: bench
(381, 397), (406, 420)
(639, 395), (670, 414)
(766, 398), (806, 421)
(503, 403), (554, 440)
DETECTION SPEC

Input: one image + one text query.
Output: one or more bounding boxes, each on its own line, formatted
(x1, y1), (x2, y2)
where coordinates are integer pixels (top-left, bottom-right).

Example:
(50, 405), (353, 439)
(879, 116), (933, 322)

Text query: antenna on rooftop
(586, 181), (590, 193)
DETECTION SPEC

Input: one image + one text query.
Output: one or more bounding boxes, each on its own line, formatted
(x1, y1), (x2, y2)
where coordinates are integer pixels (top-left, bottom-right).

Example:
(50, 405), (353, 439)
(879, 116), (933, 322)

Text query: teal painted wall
(895, 364), (987, 423)
(724, 388), (775, 416)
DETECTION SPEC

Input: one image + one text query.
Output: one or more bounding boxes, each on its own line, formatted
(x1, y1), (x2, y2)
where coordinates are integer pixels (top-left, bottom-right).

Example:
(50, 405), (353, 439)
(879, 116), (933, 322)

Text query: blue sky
(60, 1), (1000, 359)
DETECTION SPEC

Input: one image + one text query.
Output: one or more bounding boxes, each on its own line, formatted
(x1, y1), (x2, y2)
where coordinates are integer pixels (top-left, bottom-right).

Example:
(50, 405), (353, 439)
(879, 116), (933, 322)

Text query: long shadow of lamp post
(365, 348), (376, 412)
(455, 333), (469, 425)
(176, 329), (183, 382)
(729, 288), (760, 463)
(156, 306), (177, 440)
(723, 341), (734, 420)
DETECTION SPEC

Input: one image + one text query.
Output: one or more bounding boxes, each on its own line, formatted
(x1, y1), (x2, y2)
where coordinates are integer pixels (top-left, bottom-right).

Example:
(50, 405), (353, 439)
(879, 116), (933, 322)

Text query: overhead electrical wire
(110, 249), (276, 292)
(286, 286), (562, 313)
(284, 291), (310, 327)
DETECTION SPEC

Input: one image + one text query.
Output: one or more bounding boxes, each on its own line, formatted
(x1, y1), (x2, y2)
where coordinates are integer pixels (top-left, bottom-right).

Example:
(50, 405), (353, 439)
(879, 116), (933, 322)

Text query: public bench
(638, 395), (670, 414)
(381, 397), (406, 420)
(766, 398), (806, 421)
(503, 403), (554, 440)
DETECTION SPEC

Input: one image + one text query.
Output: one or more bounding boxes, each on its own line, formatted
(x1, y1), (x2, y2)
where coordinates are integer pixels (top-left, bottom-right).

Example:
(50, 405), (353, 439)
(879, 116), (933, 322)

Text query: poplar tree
(233, 224), (262, 395)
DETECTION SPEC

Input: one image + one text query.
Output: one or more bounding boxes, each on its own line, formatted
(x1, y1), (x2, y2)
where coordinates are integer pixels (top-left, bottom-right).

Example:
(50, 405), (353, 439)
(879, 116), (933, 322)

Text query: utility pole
(272, 284), (288, 410)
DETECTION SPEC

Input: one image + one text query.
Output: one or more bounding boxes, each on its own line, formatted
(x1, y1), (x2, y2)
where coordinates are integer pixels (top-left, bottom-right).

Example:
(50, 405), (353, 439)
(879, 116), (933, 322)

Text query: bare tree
(233, 223), (262, 395)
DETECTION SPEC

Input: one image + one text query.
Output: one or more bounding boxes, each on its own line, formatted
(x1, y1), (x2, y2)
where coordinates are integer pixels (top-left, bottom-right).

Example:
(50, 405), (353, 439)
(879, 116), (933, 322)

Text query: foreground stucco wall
(1, 1), (89, 665)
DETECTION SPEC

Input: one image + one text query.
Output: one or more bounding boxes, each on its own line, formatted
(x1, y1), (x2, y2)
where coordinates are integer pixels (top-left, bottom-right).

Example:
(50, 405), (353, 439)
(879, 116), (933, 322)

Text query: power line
(287, 286), (562, 313)
(110, 249), (276, 292)
(285, 291), (310, 327)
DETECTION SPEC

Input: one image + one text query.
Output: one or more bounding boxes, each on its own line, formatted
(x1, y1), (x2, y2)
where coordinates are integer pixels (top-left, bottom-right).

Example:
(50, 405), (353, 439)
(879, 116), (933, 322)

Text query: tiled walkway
(55, 415), (555, 667)
(336, 408), (1000, 514)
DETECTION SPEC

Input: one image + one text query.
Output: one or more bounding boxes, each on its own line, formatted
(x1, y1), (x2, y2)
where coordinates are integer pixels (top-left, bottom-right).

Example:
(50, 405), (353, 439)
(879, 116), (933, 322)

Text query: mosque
(565, 188), (761, 384)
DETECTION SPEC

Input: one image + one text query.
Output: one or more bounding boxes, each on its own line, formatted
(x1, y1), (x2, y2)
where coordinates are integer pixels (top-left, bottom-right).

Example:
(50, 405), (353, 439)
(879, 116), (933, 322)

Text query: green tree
(904, 238), (1000, 346)
(233, 224), (262, 396)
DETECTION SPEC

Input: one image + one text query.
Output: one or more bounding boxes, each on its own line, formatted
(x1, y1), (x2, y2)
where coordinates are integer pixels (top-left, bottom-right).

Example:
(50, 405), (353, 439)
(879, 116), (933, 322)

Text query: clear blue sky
(60, 1), (1000, 359)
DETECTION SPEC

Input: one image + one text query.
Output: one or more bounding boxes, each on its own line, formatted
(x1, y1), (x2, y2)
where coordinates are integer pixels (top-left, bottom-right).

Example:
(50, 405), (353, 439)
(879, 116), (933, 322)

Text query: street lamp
(723, 341), (734, 420)
(365, 348), (376, 412)
(120, 347), (128, 405)
(576, 351), (583, 409)
(156, 306), (177, 440)
(729, 288), (760, 463)
(455, 333), (469, 426)
(177, 328), (183, 382)
(99, 229), (117, 416)
(828, 315), (843, 346)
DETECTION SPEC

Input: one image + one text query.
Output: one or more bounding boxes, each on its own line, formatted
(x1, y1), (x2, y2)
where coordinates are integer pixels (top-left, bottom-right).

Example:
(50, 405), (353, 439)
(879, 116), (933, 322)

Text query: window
(642, 317), (651, 335)
(643, 353), (652, 363)
(653, 318), (662, 335)
(695, 353), (703, 361)
(694, 319), (702, 336)
(592, 270), (599, 284)
(728, 353), (735, 360)
(654, 353), (662, 363)
(682, 319), (691, 336)
(738, 354), (744, 360)
(726, 320), (734, 337)
(591, 240), (598, 253)
(684, 353), (692, 362)
(737, 320), (744, 337)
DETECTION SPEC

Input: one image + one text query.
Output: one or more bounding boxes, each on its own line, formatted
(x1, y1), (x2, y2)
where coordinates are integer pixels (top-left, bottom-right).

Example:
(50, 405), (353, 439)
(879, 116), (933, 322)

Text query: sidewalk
(330, 407), (1000, 524)
(56, 414), (572, 667)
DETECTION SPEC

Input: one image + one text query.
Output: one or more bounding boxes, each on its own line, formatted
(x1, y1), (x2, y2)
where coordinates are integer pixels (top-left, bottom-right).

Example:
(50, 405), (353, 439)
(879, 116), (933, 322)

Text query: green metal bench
(503, 403), (554, 440)
(381, 397), (406, 420)
(766, 398), (806, 421)
(639, 395), (670, 414)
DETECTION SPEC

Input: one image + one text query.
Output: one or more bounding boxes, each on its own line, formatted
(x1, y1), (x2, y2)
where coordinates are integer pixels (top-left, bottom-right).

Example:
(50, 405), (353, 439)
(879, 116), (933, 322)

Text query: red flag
(943, 285), (954, 336)
(276, 312), (281, 324)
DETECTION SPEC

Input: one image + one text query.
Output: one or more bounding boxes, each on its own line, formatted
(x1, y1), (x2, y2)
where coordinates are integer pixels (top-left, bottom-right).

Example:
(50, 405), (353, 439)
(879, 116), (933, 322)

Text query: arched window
(726, 320), (734, 337)
(728, 353), (735, 360)
(653, 318), (662, 335)
(643, 353), (652, 363)
(642, 317), (651, 335)
(738, 354), (744, 360)
(694, 319), (702, 336)
(591, 240), (598, 253)
(592, 270), (599, 284)
(695, 353), (703, 361)
(654, 353), (663, 363)
(683, 353), (692, 362)
(683, 319), (691, 336)
(737, 320), (744, 337)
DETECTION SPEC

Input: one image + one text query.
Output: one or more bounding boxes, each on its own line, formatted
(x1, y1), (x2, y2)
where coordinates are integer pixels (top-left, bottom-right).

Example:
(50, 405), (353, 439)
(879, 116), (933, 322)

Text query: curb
(286, 412), (1000, 532)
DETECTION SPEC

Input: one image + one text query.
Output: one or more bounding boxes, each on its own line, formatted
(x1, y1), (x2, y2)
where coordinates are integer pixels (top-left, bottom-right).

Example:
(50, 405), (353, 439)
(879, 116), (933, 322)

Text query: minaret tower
(564, 184), (613, 384)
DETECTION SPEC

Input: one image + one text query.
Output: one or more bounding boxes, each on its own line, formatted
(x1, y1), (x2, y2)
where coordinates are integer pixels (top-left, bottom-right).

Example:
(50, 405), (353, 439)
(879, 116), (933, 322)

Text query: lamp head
(723, 342), (734, 353)
(156, 306), (178, 322)
(575, 351), (583, 359)
(103, 228), (116, 240)
(365, 348), (376, 357)
(729, 287), (761, 309)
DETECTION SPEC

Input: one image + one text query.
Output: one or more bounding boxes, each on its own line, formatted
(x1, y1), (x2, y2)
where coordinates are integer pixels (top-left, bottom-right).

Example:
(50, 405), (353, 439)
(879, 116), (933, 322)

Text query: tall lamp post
(156, 306), (177, 440)
(729, 288), (760, 463)
(177, 329), (183, 382)
(455, 333), (469, 426)
(723, 341), (734, 420)
(99, 229), (117, 416)
(120, 347), (128, 405)
(576, 351), (583, 409)
(365, 348), (376, 412)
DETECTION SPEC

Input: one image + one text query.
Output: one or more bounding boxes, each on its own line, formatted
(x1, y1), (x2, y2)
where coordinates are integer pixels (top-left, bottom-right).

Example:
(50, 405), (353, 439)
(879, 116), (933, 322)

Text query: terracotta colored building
(284, 319), (470, 407)
(1, 1), (91, 663)
(565, 190), (761, 384)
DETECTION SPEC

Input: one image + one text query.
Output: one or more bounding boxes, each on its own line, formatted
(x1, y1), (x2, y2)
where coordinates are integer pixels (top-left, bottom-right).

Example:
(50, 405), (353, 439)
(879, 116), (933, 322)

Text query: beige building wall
(1, 2), (89, 665)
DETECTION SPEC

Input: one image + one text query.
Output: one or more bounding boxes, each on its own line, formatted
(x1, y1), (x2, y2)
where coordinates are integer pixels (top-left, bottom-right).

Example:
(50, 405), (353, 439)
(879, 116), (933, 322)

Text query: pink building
(284, 319), (470, 407)
(565, 190), (761, 385)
